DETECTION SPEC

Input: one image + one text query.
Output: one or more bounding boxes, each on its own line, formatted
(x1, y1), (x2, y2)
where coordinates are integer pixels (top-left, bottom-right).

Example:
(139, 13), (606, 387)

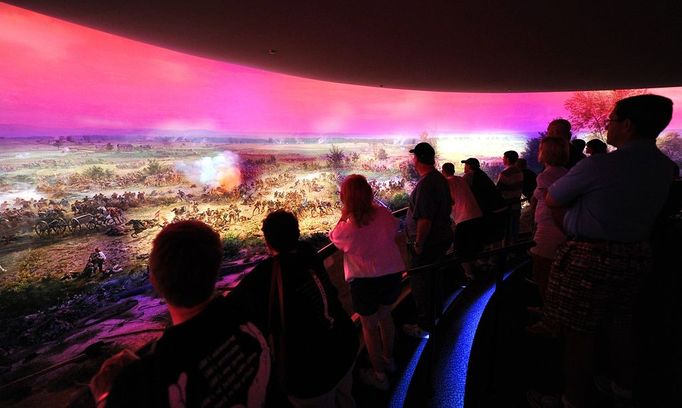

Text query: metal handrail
(318, 205), (532, 274)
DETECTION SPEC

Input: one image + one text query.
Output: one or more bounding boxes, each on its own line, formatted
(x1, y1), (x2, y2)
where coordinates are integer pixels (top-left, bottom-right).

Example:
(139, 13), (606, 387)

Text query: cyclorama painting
(0, 133), (524, 349)
(2, 123), (682, 351)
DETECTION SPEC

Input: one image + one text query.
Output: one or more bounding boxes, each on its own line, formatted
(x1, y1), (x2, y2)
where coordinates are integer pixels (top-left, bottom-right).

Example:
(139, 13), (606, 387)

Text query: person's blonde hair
(539, 137), (569, 167)
(340, 174), (375, 227)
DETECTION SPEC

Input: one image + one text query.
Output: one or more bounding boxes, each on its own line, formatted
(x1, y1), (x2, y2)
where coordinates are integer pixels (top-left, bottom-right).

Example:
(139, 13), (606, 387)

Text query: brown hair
(539, 137), (569, 167)
(262, 209), (300, 252)
(340, 174), (376, 227)
(442, 162), (455, 176)
(149, 220), (222, 307)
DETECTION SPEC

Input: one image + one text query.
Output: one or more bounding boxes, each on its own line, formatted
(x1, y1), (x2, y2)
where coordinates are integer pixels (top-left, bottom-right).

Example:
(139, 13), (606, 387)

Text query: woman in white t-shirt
(329, 174), (405, 391)
(531, 137), (569, 298)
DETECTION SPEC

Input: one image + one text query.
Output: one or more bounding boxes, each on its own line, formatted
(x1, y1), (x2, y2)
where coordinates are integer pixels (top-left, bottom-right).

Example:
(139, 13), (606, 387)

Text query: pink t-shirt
(445, 175), (482, 224)
(329, 205), (405, 281)
(533, 166), (568, 226)
(531, 165), (568, 258)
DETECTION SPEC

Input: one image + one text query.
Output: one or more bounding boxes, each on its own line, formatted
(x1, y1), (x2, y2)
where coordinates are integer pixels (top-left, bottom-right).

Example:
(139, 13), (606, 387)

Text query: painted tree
(657, 132), (682, 166)
(144, 159), (164, 175)
(375, 147), (388, 161)
(521, 134), (543, 173)
(326, 144), (346, 168)
(564, 89), (647, 141)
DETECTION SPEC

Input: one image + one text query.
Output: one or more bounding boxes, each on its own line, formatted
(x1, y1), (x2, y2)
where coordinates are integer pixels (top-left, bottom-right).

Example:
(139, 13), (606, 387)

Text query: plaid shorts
(543, 239), (651, 334)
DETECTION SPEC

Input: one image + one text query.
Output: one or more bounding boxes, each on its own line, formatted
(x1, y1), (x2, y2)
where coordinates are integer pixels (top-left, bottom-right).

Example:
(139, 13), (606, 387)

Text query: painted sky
(1, 3), (681, 137)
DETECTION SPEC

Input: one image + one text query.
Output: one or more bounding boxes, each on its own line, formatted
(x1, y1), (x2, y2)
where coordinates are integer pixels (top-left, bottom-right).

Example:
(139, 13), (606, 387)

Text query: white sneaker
(402, 323), (430, 339)
(358, 368), (390, 391)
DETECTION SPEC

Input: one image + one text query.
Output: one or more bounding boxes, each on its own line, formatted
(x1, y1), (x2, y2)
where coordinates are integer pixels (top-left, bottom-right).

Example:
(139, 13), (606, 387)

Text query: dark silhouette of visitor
(233, 210), (358, 408)
(441, 162), (484, 278)
(546, 118), (584, 168)
(403, 142), (452, 339)
(461, 157), (506, 244)
(571, 139), (587, 159)
(89, 221), (270, 408)
(528, 94), (676, 408)
(585, 138), (607, 155)
(497, 150), (524, 243)
(516, 158), (538, 201)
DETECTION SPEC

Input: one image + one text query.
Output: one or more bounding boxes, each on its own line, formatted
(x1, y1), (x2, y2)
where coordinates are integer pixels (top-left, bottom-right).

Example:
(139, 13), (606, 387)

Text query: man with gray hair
(546, 118), (583, 168)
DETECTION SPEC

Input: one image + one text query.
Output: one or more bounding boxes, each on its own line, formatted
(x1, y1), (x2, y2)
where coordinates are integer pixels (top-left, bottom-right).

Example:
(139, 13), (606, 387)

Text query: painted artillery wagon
(69, 213), (99, 232)
(34, 209), (68, 237)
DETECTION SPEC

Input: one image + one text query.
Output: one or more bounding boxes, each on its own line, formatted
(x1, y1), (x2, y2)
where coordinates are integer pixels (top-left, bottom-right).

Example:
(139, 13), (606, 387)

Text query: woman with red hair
(330, 174), (405, 391)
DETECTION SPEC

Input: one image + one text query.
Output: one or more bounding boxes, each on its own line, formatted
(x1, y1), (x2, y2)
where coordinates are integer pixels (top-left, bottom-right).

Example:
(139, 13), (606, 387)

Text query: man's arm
(496, 171), (505, 188)
(547, 158), (596, 208)
(414, 218), (432, 254)
(545, 191), (562, 208)
(90, 350), (140, 408)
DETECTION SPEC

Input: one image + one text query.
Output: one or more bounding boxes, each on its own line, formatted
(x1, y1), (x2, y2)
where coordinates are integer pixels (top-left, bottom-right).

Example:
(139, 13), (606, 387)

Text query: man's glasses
(604, 118), (624, 128)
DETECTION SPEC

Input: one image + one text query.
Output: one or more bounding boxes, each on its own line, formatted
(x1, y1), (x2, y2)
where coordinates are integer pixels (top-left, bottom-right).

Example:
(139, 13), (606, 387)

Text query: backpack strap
(267, 257), (287, 388)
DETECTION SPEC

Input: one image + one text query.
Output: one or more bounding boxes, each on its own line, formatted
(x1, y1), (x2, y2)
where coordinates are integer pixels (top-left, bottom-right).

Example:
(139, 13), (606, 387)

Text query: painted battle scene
(0, 133), (532, 406)
(0, 135), (520, 343)
(3, 132), (681, 407)
(1, 3), (682, 406)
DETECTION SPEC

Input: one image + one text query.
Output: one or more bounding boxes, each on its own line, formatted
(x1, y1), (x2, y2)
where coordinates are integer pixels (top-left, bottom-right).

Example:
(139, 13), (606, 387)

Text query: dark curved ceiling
(8, 1), (682, 92)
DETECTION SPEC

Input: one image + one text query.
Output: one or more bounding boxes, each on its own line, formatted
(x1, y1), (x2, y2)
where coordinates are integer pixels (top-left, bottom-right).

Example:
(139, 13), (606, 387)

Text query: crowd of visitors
(88, 93), (678, 408)
(527, 94), (677, 408)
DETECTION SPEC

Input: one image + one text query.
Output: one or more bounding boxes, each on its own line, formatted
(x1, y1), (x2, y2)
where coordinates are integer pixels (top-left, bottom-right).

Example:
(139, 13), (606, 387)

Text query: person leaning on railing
(330, 174), (405, 391)
(231, 210), (358, 408)
(403, 142), (453, 339)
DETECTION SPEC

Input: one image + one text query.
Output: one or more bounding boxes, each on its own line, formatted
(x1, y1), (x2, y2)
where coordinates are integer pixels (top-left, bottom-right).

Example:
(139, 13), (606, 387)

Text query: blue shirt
(549, 139), (673, 242)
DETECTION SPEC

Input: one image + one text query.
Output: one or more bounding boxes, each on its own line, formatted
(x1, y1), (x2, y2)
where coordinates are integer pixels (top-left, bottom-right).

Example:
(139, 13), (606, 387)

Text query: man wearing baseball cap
(461, 158), (505, 217)
(403, 142), (452, 338)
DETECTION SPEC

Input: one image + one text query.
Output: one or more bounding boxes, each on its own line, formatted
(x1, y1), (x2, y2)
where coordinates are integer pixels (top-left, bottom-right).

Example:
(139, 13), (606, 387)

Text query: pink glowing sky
(1, 3), (681, 137)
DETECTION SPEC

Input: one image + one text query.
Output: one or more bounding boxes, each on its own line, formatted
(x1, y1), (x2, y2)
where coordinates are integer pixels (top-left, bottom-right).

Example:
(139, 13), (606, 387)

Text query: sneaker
(358, 368), (390, 391)
(402, 323), (430, 339)
(526, 390), (563, 408)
